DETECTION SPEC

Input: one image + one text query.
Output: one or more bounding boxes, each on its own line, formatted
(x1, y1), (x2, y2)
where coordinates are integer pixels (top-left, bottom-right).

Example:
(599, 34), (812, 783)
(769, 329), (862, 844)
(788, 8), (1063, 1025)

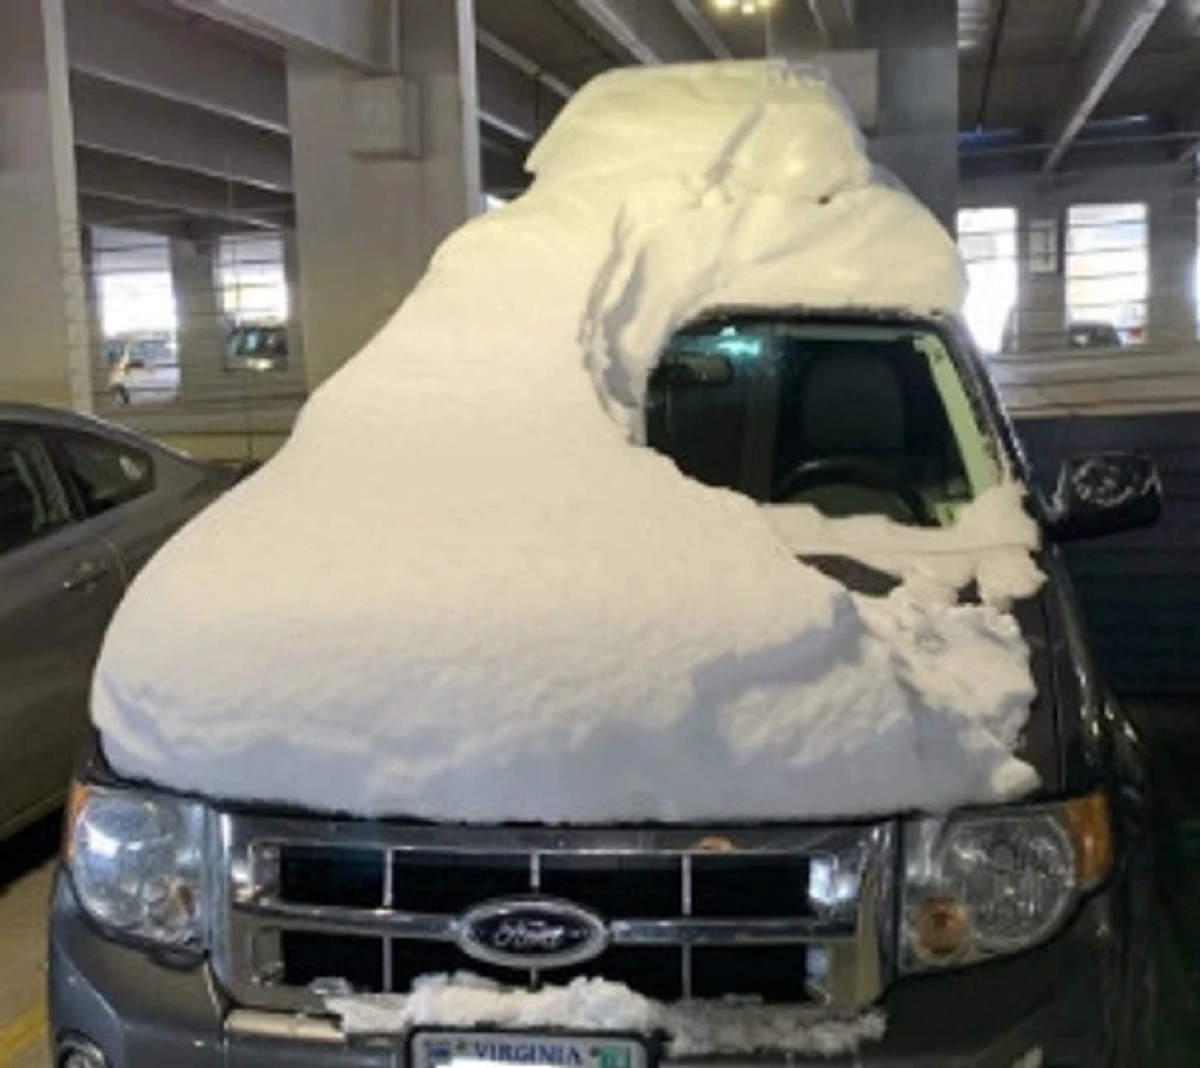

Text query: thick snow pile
(93, 61), (1041, 822)
(765, 481), (1045, 609)
(327, 974), (886, 1058)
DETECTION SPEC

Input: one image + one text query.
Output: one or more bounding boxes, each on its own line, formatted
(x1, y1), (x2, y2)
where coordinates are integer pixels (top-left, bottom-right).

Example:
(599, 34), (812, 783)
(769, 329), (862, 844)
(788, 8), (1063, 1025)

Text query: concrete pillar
(282, 229), (306, 379)
(0, 0), (90, 409)
(170, 237), (226, 405)
(80, 227), (108, 403)
(288, 0), (482, 390)
(1147, 187), (1197, 347)
(858, 0), (957, 232)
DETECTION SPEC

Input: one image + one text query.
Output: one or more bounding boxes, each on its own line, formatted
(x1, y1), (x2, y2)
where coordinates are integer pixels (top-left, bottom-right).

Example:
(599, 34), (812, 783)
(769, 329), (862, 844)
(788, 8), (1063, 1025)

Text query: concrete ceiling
(67, 0), (1200, 236)
(959, 0), (1200, 173)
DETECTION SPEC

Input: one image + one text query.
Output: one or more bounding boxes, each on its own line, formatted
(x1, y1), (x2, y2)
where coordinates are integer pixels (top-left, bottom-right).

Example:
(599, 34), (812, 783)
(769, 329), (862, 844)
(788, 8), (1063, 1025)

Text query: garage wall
(961, 162), (1198, 352)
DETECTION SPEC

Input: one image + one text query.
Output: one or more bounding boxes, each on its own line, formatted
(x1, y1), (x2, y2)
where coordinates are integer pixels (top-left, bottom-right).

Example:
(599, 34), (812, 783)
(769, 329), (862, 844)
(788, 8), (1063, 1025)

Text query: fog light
(911, 895), (969, 963)
(58, 1035), (109, 1068)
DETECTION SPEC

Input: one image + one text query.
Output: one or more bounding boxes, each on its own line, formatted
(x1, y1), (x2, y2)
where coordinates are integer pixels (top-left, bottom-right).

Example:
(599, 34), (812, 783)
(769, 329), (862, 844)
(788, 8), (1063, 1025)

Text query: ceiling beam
(79, 194), (257, 241)
(1070, 0), (1105, 51)
(65, 0), (287, 134)
(75, 147), (293, 230)
(476, 42), (568, 143)
(669, 0), (732, 59)
(1174, 105), (1200, 161)
(71, 73), (293, 192)
(172, 0), (397, 73)
(964, 123), (1200, 158)
(477, 29), (574, 100)
(564, 0), (711, 65)
(79, 193), (193, 237)
(807, 0), (857, 49)
(1042, 0), (1168, 172)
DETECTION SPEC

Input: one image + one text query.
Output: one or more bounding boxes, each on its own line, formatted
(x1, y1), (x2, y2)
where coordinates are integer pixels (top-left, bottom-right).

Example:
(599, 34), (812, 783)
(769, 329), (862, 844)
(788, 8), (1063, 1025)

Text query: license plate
(409, 1029), (652, 1068)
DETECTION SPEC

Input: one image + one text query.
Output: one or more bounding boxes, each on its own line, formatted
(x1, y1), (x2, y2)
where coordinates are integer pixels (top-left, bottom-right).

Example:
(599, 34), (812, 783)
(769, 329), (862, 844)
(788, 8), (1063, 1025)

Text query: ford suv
(49, 309), (1163, 1067)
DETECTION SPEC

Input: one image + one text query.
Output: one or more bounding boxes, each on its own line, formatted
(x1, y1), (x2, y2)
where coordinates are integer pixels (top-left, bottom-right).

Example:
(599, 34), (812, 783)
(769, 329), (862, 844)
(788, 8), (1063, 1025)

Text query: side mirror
(1048, 452), (1163, 542)
(654, 354), (734, 388)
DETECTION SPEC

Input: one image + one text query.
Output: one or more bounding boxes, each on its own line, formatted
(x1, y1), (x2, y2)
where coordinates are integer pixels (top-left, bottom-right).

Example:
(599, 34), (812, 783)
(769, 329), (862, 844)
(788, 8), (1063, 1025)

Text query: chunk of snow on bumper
(326, 974), (886, 1058)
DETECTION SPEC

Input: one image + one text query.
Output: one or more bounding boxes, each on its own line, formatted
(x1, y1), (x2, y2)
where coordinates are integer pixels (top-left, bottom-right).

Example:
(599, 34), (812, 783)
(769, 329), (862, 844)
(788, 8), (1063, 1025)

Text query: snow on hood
(327, 974), (886, 1058)
(93, 61), (1040, 822)
(765, 481), (1045, 608)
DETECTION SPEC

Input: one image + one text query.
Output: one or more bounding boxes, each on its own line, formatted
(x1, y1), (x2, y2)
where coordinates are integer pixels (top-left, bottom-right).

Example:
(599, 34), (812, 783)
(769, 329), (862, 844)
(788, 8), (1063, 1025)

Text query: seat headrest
(801, 351), (906, 453)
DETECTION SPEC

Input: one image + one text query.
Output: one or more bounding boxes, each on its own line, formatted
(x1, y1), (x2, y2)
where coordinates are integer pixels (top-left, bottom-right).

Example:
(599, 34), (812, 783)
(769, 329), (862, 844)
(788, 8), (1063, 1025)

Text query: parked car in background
(227, 322), (289, 372)
(1113, 303), (1147, 345)
(105, 332), (180, 405)
(1067, 321), (1124, 349)
(0, 405), (241, 839)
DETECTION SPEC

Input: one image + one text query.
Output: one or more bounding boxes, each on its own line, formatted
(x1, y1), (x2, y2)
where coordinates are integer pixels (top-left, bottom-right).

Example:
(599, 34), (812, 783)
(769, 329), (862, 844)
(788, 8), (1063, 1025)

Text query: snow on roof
(92, 61), (1038, 823)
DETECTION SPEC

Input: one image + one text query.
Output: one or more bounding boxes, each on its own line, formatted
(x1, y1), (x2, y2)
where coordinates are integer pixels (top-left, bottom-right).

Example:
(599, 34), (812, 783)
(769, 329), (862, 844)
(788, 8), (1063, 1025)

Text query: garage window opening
(218, 234), (288, 326)
(1066, 202), (1148, 345)
(646, 318), (999, 527)
(957, 207), (1018, 354)
(93, 228), (177, 338)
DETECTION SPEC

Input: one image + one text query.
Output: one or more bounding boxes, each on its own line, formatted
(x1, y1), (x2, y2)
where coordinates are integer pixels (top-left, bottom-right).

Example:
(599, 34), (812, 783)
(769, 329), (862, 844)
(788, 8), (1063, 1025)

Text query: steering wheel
(770, 456), (936, 526)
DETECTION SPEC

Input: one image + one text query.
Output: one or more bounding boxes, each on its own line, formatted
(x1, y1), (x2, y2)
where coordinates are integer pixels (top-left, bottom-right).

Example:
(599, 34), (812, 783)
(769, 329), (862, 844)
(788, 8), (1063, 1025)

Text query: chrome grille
(211, 814), (895, 1015)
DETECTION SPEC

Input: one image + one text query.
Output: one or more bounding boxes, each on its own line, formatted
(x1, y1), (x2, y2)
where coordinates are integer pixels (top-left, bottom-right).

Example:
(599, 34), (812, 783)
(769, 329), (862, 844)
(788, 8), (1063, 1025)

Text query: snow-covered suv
(50, 62), (1165, 1068)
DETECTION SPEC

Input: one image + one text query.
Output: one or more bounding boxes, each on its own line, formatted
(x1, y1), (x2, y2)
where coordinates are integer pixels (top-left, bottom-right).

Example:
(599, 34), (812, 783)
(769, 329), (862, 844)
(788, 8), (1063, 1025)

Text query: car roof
(0, 402), (194, 460)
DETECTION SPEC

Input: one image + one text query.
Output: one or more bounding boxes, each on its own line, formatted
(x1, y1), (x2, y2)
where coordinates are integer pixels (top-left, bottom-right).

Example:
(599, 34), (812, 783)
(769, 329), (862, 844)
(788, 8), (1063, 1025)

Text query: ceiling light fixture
(712, 0), (773, 14)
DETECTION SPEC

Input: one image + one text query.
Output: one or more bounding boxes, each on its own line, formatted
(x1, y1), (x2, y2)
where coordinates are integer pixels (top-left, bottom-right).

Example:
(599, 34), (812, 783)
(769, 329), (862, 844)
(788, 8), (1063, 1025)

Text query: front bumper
(48, 871), (1125, 1068)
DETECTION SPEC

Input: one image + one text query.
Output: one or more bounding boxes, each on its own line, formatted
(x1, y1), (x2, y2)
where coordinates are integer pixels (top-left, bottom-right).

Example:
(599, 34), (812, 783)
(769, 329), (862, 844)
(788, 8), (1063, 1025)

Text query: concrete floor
(0, 817), (54, 1068)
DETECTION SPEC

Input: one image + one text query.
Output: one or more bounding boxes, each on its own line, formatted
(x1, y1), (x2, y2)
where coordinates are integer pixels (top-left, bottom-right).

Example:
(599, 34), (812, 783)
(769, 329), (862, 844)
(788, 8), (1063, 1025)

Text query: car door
(0, 425), (125, 838)
(47, 426), (182, 581)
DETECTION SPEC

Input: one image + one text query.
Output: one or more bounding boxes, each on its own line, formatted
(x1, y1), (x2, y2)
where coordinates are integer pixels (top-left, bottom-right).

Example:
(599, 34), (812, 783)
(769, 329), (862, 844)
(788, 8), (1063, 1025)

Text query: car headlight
(902, 792), (1113, 971)
(66, 782), (209, 951)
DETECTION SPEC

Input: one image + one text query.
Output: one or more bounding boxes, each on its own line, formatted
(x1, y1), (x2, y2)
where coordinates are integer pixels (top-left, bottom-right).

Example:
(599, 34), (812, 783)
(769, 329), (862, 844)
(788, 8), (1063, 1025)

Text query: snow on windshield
(92, 61), (1041, 823)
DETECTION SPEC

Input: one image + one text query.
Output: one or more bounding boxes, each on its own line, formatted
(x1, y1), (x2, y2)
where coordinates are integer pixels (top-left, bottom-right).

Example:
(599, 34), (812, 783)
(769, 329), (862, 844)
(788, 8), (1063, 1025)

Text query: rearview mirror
(1048, 452), (1162, 542)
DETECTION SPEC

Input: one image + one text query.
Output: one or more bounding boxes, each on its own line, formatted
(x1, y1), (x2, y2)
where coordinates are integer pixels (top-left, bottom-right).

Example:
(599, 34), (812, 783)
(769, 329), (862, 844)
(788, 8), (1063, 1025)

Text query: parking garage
(3, 1), (1200, 1066)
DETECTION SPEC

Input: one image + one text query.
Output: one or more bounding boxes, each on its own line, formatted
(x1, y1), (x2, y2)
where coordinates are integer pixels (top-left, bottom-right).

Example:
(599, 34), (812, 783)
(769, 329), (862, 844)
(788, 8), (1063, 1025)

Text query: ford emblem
(455, 897), (608, 969)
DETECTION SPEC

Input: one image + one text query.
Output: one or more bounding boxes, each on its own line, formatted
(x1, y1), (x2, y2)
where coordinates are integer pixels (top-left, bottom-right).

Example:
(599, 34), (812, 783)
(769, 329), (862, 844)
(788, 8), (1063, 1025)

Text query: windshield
(646, 317), (1000, 527)
(129, 337), (174, 365)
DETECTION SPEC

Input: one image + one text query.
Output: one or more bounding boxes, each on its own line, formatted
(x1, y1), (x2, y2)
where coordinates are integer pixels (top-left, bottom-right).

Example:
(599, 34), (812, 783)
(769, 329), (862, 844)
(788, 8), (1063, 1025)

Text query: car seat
(801, 349), (907, 459)
(782, 347), (914, 520)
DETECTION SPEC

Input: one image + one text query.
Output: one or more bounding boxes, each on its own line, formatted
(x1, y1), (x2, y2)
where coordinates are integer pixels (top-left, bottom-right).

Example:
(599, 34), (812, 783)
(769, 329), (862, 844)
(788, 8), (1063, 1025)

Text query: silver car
(0, 404), (239, 839)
